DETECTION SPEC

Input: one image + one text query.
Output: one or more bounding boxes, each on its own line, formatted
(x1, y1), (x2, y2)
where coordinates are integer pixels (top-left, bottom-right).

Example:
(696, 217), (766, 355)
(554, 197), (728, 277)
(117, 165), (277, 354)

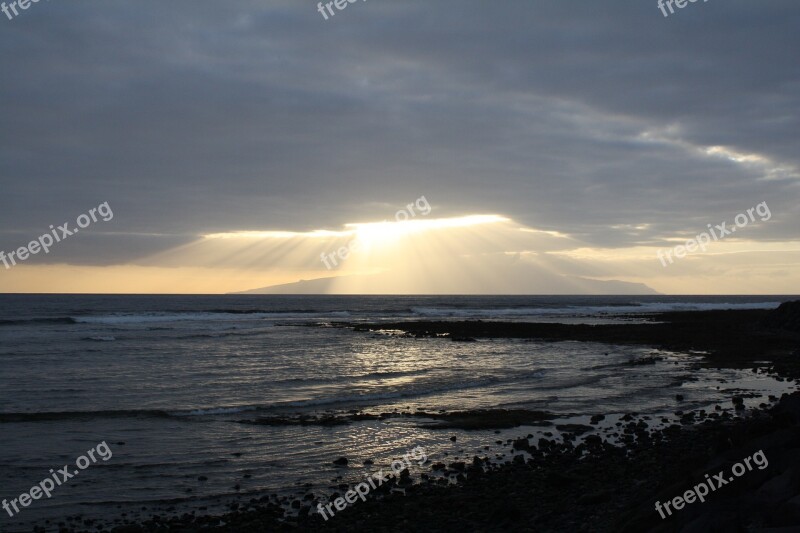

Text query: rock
(577, 489), (614, 504)
(774, 392), (800, 422)
(332, 457), (349, 466)
(418, 408), (557, 430)
(584, 435), (603, 446)
(449, 462), (466, 471)
(762, 300), (800, 332)
(628, 356), (661, 366)
(512, 438), (532, 451)
(555, 424), (594, 435)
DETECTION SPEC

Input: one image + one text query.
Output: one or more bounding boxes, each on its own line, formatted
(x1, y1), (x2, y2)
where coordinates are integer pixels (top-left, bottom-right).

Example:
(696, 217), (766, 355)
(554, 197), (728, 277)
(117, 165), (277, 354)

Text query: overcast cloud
(0, 0), (798, 269)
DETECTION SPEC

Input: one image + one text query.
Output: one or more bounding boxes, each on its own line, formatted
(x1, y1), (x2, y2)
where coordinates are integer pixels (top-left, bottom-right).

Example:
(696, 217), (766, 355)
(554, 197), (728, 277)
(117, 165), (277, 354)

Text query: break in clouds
(0, 0), (798, 293)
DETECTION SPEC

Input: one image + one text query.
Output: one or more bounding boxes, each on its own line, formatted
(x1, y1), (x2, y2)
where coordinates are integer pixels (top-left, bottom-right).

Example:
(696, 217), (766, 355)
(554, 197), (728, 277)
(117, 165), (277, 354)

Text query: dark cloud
(1, 0), (798, 265)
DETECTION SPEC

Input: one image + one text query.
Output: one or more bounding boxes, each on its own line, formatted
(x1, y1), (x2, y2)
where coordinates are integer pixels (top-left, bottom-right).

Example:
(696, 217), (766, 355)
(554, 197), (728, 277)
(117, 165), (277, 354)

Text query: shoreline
(61, 304), (800, 531)
(86, 394), (800, 532)
(346, 307), (800, 371)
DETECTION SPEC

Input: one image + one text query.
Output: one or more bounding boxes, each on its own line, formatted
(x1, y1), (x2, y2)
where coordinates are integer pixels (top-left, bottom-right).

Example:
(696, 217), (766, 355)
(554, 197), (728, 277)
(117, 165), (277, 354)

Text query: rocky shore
(349, 305), (800, 374)
(62, 303), (800, 532)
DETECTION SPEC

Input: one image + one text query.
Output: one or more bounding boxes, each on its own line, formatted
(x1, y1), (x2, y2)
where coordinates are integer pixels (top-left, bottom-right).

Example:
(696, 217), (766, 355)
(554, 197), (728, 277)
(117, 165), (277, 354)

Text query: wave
(72, 311), (350, 325)
(272, 368), (435, 386)
(0, 317), (77, 326)
(0, 406), (263, 423)
(0, 410), (175, 422)
(72, 313), (279, 325)
(181, 406), (259, 416)
(179, 330), (268, 340)
(1, 301), (780, 329)
(0, 370), (548, 423)
(0, 310), (356, 328)
(410, 307), (543, 317)
(273, 370), (548, 410)
(409, 301), (781, 318)
(571, 301), (781, 314)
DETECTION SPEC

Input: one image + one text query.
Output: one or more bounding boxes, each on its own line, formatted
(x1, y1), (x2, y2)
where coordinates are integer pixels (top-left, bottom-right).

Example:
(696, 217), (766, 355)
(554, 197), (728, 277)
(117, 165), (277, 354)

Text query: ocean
(0, 294), (796, 531)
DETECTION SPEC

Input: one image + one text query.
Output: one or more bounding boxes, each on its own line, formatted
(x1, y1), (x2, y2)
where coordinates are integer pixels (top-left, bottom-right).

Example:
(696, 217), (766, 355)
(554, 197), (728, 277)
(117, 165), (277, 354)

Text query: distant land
(233, 272), (658, 295)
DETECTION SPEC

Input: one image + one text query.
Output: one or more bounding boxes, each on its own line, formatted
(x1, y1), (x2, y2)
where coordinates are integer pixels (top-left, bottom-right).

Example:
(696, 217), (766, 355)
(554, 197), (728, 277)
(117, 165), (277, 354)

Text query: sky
(0, 0), (798, 294)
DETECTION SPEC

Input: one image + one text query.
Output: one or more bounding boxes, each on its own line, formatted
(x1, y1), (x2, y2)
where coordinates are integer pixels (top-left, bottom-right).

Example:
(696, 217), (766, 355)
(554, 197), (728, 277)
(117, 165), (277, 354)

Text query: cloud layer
(0, 0), (797, 292)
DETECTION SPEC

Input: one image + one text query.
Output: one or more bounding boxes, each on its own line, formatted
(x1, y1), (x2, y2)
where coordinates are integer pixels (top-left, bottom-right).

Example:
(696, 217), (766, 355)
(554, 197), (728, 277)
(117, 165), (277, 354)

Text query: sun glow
(201, 215), (511, 243)
(203, 229), (350, 240)
(346, 214), (510, 248)
(3, 208), (800, 294)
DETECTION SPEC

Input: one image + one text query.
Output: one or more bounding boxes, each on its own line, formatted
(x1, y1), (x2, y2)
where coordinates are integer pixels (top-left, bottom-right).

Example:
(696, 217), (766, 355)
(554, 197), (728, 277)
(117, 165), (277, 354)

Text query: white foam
(410, 301), (781, 318)
(181, 406), (258, 416)
(72, 311), (345, 325)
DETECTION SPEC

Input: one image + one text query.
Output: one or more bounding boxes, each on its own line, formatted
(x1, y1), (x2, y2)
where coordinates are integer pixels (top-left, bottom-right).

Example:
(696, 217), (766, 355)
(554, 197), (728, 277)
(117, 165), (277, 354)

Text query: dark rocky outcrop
(763, 300), (800, 332)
